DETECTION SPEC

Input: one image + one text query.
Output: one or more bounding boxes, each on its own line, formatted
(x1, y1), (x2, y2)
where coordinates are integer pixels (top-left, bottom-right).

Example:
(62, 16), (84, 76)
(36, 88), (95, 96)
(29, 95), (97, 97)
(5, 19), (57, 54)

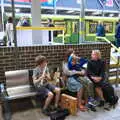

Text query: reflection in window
(103, 22), (113, 33)
(89, 21), (98, 33)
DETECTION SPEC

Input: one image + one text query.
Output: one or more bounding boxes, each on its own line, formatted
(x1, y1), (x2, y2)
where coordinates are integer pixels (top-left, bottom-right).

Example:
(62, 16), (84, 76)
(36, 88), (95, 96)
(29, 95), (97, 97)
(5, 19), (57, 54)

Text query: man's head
(48, 18), (52, 23)
(91, 50), (101, 60)
(8, 17), (13, 23)
(35, 55), (47, 68)
(98, 21), (103, 25)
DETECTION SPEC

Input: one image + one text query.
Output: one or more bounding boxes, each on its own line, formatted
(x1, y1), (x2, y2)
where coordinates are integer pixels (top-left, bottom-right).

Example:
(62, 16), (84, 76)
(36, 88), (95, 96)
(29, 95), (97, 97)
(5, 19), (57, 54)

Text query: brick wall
(0, 43), (111, 83)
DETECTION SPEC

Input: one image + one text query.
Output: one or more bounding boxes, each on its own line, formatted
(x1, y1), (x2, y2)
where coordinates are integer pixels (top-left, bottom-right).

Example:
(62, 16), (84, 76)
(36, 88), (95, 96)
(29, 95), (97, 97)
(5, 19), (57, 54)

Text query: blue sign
(56, 0), (81, 9)
(4, 0), (57, 7)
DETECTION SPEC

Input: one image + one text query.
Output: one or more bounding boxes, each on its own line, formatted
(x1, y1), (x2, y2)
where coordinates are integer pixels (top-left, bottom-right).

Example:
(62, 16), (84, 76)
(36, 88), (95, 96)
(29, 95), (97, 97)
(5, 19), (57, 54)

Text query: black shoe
(98, 100), (105, 107)
(42, 109), (50, 116)
(90, 106), (97, 112)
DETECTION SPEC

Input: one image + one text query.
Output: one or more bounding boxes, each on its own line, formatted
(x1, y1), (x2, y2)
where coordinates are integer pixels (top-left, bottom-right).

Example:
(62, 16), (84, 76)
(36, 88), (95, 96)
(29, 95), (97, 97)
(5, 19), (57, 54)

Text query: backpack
(101, 81), (119, 105)
(50, 109), (69, 120)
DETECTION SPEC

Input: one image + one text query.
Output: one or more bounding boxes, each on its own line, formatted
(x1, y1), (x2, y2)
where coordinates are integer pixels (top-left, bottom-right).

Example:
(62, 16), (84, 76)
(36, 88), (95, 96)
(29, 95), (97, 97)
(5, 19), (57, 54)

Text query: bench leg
(3, 100), (12, 120)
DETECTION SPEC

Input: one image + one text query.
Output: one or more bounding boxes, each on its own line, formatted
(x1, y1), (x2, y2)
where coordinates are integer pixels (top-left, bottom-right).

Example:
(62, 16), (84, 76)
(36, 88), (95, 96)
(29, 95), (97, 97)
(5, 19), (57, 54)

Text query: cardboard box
(60, 93), (77, 115)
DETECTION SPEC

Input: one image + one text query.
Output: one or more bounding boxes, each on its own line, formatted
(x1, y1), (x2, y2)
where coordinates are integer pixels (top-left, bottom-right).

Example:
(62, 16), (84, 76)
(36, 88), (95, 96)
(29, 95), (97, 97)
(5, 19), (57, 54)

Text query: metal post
(79, 0), (85, 43)
(11, 0), (19, 70)
(102, 1), (105, 17)
(31, 0), (42, 45)
(31, 0), (41, 26)
(115, 56), (120, 87)
(1, 0), (4, 31)
(11, 0), (17, 47)
(54, 0), (57, 15)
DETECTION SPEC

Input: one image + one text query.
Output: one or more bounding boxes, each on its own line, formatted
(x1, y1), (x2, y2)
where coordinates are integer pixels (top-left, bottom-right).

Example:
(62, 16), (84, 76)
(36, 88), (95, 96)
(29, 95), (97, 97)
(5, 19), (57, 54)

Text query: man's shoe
(98, 100), (105, 107)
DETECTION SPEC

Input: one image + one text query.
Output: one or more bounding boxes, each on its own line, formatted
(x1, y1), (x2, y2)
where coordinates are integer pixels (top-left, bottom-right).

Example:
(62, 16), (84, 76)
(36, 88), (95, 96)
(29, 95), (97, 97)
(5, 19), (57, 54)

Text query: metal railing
(16, 26), (65, 46)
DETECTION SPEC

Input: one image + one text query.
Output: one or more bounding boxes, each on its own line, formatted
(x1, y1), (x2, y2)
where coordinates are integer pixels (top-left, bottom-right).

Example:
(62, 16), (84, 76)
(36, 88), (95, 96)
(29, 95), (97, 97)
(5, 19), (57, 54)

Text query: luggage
(60, 94), (77, 115)
(101, 81), (119, 105)
(50, 109), (69, 120)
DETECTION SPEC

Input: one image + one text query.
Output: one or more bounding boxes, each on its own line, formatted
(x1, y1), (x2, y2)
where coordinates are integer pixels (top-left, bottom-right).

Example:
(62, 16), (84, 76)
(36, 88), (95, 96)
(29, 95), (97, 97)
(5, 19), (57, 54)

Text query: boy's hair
(35, 55), (47, 65)
(64, 48), (74, 62)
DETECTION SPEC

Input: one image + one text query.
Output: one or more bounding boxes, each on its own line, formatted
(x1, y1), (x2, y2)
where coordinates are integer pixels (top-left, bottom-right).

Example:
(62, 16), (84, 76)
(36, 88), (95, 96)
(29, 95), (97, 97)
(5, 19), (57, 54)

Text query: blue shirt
(96, 24), (105, 37)
(115, 23), (120, 39)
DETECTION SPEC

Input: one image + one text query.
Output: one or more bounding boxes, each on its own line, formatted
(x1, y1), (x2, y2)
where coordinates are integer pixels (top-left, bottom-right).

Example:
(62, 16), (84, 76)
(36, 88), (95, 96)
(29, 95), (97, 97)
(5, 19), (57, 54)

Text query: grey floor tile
(1, 86), (120, 120)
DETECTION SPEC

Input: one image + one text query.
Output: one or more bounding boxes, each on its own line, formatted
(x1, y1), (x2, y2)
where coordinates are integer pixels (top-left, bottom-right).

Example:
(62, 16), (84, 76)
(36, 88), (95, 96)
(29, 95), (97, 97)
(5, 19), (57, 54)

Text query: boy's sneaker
(88, 97), (98, 107)
(42, 109), (50, 116)
(86, 104), (97, 112)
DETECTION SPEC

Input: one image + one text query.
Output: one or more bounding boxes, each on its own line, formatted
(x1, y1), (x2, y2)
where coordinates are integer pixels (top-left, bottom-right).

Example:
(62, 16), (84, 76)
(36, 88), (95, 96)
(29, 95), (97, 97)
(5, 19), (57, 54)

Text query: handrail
(96, 36), (119, 64)
(16, 26), (65, 31)
(96, 37), (120, 53)
(16, 26), (65, 45)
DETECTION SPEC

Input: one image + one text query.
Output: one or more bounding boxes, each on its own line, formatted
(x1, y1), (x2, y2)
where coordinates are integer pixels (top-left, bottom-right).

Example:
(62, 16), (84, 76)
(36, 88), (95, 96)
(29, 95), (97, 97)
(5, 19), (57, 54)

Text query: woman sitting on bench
(62, 49), (88, 111)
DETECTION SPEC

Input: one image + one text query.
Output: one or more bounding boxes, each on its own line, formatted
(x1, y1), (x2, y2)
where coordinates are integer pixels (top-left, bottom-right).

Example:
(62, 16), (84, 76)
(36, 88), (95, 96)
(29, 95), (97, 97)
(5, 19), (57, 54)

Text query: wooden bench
(1, 69), (38, 120)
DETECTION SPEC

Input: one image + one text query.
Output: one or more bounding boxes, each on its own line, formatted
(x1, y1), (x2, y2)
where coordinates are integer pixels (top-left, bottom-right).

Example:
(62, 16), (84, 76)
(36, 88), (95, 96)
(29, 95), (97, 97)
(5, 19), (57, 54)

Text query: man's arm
(87, 61), (95, 76)
(89, 60), (105, 83)
(99, 60), (105, 79)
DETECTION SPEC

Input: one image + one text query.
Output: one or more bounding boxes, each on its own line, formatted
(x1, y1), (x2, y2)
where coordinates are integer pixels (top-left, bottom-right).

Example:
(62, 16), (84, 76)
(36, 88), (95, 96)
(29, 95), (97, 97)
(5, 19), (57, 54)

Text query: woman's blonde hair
(92, 49), (101, 59)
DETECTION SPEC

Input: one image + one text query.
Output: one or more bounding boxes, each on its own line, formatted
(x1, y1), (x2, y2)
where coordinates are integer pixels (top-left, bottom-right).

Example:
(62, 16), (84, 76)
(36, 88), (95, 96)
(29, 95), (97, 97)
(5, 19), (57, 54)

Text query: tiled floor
(1, 86), (120, 120)
(11, 100), (120, 120)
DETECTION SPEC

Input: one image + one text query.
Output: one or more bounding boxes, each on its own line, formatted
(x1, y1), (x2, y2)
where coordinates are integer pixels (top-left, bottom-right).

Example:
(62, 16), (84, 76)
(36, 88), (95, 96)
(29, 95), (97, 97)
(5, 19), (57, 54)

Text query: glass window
(89, 21), (98, 33)
(103, 22), (113, 33)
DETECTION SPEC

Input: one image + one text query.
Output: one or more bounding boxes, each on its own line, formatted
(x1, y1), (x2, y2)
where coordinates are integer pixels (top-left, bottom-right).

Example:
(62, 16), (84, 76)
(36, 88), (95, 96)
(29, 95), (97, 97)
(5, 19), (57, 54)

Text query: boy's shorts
(36, 83), (57, 98)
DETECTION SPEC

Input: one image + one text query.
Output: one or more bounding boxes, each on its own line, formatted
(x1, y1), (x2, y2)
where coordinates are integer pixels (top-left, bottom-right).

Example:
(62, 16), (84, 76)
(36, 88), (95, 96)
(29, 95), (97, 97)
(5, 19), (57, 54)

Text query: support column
(31, 0), (42, 45)
(11, 0), (17, 47)
(79, 0), (85, 43)
(1, 0), (4, 31)
(31, 0), (41, 26)
(54, 0), (57, 15)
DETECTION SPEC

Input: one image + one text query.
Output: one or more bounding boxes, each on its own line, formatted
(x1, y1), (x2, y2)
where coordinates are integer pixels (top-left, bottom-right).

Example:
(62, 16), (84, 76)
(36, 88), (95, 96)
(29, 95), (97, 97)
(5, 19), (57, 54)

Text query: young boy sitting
(68, 54), (86, 79)
(68, 53), (87, 72)
(32, 55), (61, 115)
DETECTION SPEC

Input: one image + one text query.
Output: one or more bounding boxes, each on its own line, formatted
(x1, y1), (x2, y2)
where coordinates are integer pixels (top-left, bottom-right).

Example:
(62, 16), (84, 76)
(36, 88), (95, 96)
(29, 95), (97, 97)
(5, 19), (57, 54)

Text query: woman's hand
(77, 70), (86, 76)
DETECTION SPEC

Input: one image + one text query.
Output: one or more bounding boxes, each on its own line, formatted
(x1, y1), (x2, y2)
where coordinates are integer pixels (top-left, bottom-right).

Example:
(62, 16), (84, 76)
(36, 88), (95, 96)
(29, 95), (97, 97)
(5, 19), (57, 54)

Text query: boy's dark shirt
(87, 59), (105, 84)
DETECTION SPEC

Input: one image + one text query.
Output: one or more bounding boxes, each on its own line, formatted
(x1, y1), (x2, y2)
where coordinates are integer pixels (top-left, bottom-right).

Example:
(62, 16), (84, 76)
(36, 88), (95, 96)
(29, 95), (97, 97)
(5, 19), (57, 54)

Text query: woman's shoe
(79, 104), (88, 112)
(98, 100), (105, 107)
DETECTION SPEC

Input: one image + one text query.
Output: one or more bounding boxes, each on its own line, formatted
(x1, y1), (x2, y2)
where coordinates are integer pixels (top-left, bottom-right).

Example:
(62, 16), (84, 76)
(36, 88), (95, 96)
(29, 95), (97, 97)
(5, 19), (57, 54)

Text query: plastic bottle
(0, 83), (4, 93)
